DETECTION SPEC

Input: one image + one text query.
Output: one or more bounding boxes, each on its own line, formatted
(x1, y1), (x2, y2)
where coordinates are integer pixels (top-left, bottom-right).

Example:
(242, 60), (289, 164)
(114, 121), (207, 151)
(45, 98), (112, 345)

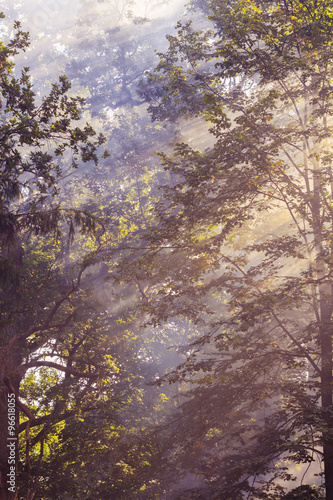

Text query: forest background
(1, 0), (333, 499)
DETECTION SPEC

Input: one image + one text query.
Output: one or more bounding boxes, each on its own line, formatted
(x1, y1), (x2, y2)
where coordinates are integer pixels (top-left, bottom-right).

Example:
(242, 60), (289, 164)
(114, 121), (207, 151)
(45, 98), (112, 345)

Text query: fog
(0, 0), (326, 498)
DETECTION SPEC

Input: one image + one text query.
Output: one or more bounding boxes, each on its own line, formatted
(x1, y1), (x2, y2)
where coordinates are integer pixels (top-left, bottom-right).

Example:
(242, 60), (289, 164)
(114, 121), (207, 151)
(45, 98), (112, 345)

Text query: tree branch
(21, 360), (101, 379)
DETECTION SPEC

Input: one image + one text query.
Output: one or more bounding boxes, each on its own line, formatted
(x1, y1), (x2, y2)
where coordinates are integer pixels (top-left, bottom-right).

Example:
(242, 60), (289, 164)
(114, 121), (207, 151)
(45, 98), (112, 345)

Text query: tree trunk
(0, 238), (25, 499)
(0, 349), (21, 500)
(310, 156), (333, 499)
(320, 313), (333, 500)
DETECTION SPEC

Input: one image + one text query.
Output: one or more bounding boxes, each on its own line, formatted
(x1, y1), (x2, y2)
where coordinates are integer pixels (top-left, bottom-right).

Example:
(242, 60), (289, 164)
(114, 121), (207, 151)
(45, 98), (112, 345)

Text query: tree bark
(319, 299), (333, 500)
(312, 165), (333, 500)
(0, 348), (21, 500)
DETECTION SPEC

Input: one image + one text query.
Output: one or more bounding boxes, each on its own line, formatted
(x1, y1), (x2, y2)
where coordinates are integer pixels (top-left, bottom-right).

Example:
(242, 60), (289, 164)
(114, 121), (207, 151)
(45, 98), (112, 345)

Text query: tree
(0, 11), (192, 498)
(139, 0), (333, 497)
(0, 18), (112, 500)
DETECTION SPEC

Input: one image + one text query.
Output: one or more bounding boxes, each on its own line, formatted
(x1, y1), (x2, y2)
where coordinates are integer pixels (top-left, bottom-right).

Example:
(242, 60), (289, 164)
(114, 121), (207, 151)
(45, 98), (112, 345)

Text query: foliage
(138, 0), (333, 498)
(9, 0), (333, 497)
(0, 8), (187, 499)
(0, 17), (116, 500)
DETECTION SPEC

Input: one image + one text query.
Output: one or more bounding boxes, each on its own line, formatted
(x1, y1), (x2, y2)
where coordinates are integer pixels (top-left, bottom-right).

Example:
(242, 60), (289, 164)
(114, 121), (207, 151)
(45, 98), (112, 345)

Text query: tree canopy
(137, 0), (333, 498)
(0, 7), (184, 499)
(3, 0), (333, 498)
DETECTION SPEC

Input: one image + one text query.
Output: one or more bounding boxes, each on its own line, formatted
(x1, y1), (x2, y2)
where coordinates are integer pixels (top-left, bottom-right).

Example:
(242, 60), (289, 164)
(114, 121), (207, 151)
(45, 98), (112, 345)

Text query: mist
(0, 0), (329, 499)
